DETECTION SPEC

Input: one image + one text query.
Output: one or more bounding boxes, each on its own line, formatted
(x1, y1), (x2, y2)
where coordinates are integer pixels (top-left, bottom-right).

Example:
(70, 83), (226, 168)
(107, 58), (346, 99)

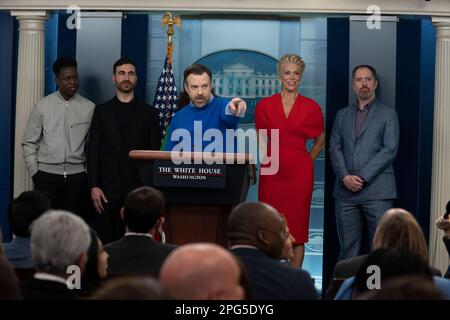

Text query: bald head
(159, 243), (244, 300)
(227, 202), (287, 259)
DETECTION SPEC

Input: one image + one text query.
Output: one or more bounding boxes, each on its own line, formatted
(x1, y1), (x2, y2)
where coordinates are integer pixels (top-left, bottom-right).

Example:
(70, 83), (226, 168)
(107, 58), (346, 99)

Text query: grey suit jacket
(329, 100), (399, 200)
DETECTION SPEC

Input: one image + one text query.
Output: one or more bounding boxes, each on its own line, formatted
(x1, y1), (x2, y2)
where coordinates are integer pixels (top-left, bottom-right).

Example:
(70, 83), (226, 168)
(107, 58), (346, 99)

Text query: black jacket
(231, 247), (318, 300)
(104, 235), (176, 277)
(21, 278), (78, 300)
(87, 97), (161, 199)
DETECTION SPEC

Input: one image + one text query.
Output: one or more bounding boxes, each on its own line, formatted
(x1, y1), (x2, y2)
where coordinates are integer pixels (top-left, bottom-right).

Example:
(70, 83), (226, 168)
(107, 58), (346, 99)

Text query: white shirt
(229, 244), (259, 250)
(124, 232), (153, 238)
(34, 272), (67, 286)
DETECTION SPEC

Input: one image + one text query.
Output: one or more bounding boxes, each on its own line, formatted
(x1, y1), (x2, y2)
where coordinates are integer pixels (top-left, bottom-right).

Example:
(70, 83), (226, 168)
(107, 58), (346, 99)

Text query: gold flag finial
(161, 12), (182, 65)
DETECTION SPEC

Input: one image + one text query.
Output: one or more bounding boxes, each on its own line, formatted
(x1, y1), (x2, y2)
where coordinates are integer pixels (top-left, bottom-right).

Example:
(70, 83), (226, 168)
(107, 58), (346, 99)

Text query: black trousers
(94, 197), (126, 245)
(33, 170), (90, 223)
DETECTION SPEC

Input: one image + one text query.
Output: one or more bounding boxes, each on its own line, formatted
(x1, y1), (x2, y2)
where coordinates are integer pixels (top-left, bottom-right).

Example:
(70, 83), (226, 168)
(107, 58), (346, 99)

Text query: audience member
(104, 187), (175, 276)
(235, 257), (253, 300)
(228, 202), (317, 300)
(159, 243), (244, 300)
(78, 229), (109, 297)
(91, 276), (168, 300)
(335, 248), (450, 299)
(0, 257), (22, 299)
(3, 191), (50, 268)
(357, 275), (444, 300)
(326, 208), (441, 299)
(22, 210), (91, 300)
(436, 200), (450, 278)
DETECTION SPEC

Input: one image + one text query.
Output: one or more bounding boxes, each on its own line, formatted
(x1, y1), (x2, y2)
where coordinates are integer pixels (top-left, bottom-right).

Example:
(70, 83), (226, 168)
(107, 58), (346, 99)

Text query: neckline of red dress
(279, 93), (301, 120)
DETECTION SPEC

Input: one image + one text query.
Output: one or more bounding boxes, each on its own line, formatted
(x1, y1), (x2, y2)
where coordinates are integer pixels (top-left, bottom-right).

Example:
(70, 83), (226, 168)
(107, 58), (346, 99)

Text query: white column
(430, 17), (450, 274)
(10, 11), (47, 197)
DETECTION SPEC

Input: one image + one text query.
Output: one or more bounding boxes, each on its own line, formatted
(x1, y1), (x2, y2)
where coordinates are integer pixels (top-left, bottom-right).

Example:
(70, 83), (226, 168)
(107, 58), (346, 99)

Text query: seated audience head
(83, 229), (109, 283)
(9, 190), (50, 238)
(121, 187), (165, 235)
(357, 274), (444, 300)
(91, 277), (167, 300)
(352, 247), (433, 298)
(227, 202), (288, 260)
(31, 210), (91, 275)
(159, 243), (244, 300)
(0, 257), (22, 299)
(373, 208), (428, 262)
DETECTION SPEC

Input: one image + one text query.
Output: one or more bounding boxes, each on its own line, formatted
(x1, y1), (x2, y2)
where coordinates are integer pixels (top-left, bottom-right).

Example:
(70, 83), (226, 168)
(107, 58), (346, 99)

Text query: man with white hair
(21, 210), (91, 300)
(159, 243), (244, 300)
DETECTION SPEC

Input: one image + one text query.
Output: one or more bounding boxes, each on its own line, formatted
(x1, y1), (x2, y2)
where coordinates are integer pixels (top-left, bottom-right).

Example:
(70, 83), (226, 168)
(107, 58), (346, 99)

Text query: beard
(358, 88), (372, 100)
(117, 81), (135, 93)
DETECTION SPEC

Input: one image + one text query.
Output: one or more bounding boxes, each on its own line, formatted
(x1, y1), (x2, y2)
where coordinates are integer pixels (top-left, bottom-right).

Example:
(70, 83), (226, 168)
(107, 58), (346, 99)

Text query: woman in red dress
(255, 54), (325, 268)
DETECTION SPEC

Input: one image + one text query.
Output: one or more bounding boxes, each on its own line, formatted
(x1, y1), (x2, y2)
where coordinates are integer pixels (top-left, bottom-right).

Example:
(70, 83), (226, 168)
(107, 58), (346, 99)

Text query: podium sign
(153, 160), (226, 188)
(129, 150), (255, 246)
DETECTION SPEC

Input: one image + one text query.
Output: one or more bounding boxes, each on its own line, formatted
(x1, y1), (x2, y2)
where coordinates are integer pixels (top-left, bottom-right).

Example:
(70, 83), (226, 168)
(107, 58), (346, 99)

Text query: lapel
(345, 106), (356, 144)
(123, 101), (148, 149)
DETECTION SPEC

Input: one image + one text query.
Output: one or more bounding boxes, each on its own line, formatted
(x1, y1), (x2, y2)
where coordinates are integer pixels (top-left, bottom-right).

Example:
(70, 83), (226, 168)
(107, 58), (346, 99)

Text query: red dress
(255, 94), (324, 244)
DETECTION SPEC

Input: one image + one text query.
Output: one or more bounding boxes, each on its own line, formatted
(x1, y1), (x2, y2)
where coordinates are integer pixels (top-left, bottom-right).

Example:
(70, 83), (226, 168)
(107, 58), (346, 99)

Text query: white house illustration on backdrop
(211, 62), (280, 98)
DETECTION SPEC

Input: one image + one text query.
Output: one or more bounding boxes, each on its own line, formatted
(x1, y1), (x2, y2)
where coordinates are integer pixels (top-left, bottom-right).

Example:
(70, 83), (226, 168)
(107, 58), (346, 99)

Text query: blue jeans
(335, 199), (394, 260)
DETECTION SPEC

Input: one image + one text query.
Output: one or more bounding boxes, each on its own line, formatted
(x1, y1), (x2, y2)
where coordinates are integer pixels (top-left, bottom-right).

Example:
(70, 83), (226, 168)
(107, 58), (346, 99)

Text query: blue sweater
(3, 236), (33, 268)
(335, 276), (450, 300)
(164, 97), (240, 152)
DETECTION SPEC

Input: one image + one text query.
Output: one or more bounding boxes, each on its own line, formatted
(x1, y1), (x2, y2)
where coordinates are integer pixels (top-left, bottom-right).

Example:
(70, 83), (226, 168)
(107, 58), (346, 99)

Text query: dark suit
(104, 235), (176, 277)
(231, 247), (317, 300)
(21, 278), (78, 300)
(329, 254), (369, 280)
(329, 100), (399, 259)
(87, 97), (161, 243)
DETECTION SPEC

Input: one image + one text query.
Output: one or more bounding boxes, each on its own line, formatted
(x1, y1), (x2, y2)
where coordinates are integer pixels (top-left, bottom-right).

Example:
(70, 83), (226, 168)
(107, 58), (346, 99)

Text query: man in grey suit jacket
(329, 64), (399, 260)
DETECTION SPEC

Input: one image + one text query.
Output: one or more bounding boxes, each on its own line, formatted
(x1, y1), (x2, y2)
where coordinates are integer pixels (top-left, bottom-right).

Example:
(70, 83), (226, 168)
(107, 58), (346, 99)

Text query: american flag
(152, 56), (178, 137)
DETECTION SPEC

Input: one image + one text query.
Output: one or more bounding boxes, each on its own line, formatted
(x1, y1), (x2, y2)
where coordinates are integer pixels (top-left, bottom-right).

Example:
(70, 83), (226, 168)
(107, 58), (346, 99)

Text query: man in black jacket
(228, 202), (318, 300)
(104, 186), (175, 276)
(87, 58), (161, 244)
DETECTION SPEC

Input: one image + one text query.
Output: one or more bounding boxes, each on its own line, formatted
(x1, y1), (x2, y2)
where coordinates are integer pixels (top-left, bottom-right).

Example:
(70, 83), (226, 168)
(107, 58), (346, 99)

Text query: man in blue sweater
(164, 64), (246, 153)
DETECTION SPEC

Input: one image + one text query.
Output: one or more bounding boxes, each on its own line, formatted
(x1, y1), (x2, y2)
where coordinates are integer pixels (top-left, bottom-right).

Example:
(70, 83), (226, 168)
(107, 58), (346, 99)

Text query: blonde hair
(278, 54), (306, 77)
(373, 208), (429, 262)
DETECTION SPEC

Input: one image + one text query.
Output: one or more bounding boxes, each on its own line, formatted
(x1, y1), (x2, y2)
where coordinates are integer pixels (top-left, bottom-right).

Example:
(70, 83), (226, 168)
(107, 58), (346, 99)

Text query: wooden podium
(129, 150), (255, 246)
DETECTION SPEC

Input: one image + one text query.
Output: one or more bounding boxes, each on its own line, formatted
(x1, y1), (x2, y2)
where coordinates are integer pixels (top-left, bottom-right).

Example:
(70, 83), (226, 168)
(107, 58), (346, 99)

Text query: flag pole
(161, 12), (182, 65)
(154, 12), (181, 149)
